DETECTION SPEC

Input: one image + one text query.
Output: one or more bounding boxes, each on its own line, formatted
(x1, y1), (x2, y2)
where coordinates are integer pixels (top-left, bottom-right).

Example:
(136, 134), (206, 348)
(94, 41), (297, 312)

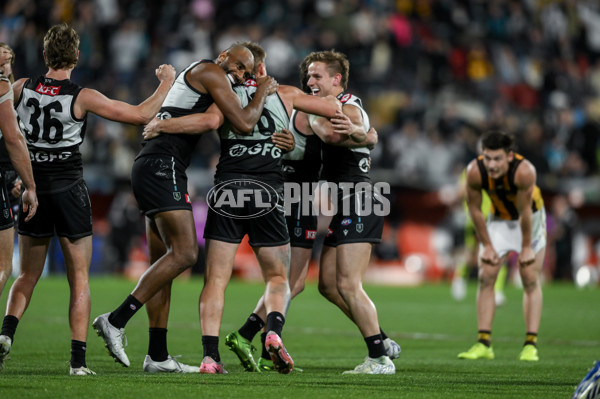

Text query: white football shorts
(480, 208), (546, 258)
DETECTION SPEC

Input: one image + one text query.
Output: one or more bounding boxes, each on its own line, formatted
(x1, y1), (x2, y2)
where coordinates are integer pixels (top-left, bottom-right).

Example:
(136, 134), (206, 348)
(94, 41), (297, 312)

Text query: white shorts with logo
(480, 208), (546, 258)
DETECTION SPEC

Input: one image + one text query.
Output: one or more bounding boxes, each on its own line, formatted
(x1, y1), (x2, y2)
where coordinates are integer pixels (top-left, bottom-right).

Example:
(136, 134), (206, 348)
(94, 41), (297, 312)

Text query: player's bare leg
(251, 245), (311, 321)
(141, 216), (199, 373)
(518, 249), (545, 362)
(318, 245), (352, 318)
(198, 239), (238, 374)
(476, 255), (507, 332)
(253, 244), (290, 316)
(253, 244), (293, 374)
(0, 228), (15, 299)
(5, 236), (50, 319)
(335, 243), (380, 337)
(145, 217), (170, 331)
(200, 239), (239, 336)
(131, 211), (198, 303)
(520, 249), (544, 334)
(93, 211), (198, 368)
(59, 236), (92, 343)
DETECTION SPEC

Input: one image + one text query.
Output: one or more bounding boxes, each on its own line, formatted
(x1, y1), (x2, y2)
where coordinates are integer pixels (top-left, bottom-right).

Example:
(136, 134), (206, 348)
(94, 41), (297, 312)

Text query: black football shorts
(18, 179), (92, 239)
(131, 155), (193, 217)
(203, 178), (289, 247)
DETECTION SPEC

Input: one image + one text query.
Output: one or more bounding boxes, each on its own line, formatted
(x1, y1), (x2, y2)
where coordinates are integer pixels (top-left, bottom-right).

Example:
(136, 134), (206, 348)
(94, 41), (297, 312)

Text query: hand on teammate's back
(272, 128), (295, 152)
(143, 117), (161, 140)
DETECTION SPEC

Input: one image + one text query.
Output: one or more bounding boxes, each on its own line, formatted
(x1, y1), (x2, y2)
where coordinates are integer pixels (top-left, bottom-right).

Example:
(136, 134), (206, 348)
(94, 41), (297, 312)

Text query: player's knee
(171, 247), (198, 270)
(336, 278), (358, 298)
(478, 273), (496, 289)
(318, 280), (335, 300)
(521, 275), (539, 291)
(0, 263), (12, 277)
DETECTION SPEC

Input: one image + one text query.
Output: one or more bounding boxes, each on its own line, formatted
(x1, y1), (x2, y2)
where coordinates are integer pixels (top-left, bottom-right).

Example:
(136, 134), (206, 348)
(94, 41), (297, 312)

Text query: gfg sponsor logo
(229, 143), (282, 158)
(207, 179), (281, 219)
(29, 149), (73, 162)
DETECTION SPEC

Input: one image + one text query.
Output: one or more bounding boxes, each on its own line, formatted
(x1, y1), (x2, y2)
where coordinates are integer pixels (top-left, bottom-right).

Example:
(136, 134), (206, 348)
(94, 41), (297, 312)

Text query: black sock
(108, 295), (143, 328)
(148, 328), (169, 362)
(1, 315), (19, 341)
(524, 332), (538, 347)
(202, 335), (220, 363)
(266, 312), (285, 337)
(260, 332), (270, 360)
(238, 313), (265, 342)
(365, 334), (386, 358)
(478, 330), (491, 347)
(70, 340), (87, 368)
(380, 328), (388, 340)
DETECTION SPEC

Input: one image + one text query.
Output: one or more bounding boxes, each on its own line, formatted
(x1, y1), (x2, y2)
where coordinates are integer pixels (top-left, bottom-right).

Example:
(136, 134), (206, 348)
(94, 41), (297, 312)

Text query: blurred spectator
(5, 0), (600, 274)
(549, 195), (578, 280)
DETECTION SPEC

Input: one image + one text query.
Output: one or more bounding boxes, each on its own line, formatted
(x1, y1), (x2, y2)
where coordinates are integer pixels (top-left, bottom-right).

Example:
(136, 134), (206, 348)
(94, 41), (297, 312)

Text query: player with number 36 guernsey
(0, 23), (175, 376)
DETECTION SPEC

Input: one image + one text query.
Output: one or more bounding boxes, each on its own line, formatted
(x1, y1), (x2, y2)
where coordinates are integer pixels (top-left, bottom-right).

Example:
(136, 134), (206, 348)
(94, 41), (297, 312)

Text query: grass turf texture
(0, 276), (597, 398)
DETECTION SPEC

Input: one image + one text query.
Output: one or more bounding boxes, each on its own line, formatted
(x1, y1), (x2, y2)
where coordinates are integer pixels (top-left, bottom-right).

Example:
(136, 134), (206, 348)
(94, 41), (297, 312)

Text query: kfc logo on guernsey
(244, 78), (257, 87)
(339, 93), (351, 103)
(35, 83), (61, 96)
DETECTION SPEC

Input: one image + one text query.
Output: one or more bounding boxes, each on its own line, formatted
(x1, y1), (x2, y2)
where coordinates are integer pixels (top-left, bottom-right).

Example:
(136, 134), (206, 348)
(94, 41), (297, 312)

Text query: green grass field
(0, 276), (597, 398)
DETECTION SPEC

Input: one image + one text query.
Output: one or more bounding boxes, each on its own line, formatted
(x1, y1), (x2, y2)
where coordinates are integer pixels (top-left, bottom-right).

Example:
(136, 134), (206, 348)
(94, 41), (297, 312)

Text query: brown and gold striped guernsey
(476, 153), (544, 220)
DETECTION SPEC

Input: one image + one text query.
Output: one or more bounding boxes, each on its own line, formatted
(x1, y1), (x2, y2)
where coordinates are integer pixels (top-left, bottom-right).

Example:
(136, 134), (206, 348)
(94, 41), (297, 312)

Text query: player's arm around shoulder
(142, 103), (224, 140)
(339, 103), (368, 142)
(309, 102), (366, 146)
(282, 85), (340, 118)
(76, 64), (175, 125)
(195, 64), (277, 135)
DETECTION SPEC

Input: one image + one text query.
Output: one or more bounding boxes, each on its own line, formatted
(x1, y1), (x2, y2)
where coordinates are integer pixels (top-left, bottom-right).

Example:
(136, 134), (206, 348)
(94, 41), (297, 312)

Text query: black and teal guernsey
(281, 109), (322, 183)
(15, 75), (86, 190)
(137, 60), (217, 167)
(320, 92), (371, 183)
(215, 78), (290, 183)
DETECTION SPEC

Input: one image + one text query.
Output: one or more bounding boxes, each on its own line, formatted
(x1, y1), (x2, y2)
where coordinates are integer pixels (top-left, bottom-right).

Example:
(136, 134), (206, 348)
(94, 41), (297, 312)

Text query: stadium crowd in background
(1, 0), (599, 282)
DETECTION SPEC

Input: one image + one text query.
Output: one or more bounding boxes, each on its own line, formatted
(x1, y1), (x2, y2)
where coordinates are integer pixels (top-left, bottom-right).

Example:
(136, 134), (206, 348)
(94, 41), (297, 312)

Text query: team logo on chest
(359, 158), (370, 173)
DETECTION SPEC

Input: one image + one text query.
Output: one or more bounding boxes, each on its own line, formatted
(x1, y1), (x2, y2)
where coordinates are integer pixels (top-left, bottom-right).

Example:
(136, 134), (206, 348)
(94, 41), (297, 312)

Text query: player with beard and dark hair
(140, 41), (343, 374)
(92, 42), (280, 373)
